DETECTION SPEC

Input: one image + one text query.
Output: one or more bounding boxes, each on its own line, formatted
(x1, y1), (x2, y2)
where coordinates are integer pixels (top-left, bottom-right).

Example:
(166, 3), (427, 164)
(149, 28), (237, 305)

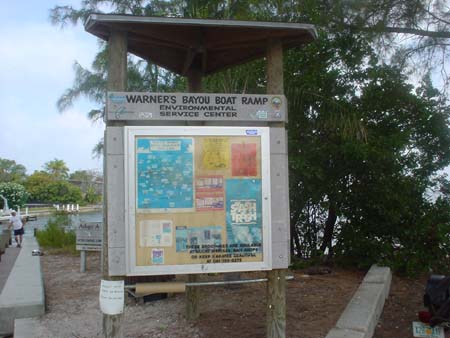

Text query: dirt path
(34, 252), (366, 338)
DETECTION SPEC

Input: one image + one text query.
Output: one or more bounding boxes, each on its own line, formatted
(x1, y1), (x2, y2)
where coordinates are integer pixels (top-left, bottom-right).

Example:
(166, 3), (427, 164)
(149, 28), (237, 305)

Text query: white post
(76, 204), (80, 212)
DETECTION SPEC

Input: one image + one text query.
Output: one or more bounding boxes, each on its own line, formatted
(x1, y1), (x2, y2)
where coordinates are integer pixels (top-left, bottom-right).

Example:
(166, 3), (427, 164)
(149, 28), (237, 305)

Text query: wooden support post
(186, 274), (200, 320)
(267, 39), (284, 95)
(103, 29), (127, 338)
(267, 269), (287, 338)
(266, 38), (287, 338)
(187, 69), (202, 92)
(185, 68), (202, 321)
(80, 250), (86, 273)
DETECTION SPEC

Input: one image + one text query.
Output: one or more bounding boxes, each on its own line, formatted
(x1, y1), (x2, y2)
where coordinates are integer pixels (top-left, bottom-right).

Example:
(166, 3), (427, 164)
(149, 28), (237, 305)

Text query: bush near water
(36, 211), (76, 253)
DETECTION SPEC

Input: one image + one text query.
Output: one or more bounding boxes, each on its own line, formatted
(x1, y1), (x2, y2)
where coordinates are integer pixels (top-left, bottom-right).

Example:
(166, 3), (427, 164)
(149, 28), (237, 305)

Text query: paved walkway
(0, 246), (20, 293)
(0, 237), (45, 336)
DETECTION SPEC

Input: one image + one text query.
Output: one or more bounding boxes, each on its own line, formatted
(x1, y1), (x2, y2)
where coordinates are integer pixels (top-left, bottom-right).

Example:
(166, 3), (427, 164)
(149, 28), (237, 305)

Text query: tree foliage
(50, 0), (450, 274)
(44, 159), (70, 180)
(25, 171), (83, 204)
(0, 158), (27, 183)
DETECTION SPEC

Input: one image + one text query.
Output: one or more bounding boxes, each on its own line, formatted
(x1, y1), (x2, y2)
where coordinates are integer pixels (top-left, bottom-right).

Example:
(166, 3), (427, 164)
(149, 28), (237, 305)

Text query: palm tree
(44, 159), (70, 180)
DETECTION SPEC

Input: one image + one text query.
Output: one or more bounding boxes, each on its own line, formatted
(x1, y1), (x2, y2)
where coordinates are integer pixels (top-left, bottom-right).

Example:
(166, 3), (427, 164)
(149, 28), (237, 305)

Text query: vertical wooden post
(103, 29), (127, 338)
(267, 39), (284, 95)
(80, 250), (86, 273)
(185, 67), (202, 321)
(187, 69), (202, 92)
(266, 38), (287, 338)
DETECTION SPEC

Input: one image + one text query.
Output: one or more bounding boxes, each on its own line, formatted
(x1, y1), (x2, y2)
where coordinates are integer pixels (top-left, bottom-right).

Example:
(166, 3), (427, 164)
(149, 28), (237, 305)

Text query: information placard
(76, 222), (102, 251)
(106, 92), (287, 122)
(125, 126), (271, 275)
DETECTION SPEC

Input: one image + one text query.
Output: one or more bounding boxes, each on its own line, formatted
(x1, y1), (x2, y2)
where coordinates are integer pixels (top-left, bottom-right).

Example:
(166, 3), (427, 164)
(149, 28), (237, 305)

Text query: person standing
(8, 210), (24, 248)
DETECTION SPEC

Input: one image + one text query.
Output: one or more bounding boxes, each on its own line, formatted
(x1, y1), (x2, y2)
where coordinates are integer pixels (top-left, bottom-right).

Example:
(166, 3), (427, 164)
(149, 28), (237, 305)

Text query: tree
(25, 171), (83, 204)
(287, 36), (450, 271)
(84, 185), (102, 204)
(0, 182), (29, 211)
(69, 169), (103, 203)
(50, 0), (450, 274)
(45, 181), (83, 204)
(69, 169), (100, 182)
(0, 158), (27, 183)
(44, 159), (70, 180)
(24, 171), (53, 202)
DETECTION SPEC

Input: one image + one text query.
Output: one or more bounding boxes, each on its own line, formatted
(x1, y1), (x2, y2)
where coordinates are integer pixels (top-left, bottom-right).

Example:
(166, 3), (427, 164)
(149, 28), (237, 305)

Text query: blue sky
(0, 1), (103, 174)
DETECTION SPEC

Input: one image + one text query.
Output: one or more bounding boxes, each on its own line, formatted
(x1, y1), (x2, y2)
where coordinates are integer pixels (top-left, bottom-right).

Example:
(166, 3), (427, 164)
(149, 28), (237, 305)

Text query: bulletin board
(125, 126), (272, 275)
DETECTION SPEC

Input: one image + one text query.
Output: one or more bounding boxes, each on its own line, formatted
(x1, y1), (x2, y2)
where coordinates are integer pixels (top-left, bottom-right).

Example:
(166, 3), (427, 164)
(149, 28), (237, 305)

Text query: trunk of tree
(290, 210), (302, 258)
(320, 205), (337, 259)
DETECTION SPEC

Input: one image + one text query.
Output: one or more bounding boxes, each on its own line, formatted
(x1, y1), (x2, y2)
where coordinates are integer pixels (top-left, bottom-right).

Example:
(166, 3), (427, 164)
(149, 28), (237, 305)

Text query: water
(24, 211), (103, 237)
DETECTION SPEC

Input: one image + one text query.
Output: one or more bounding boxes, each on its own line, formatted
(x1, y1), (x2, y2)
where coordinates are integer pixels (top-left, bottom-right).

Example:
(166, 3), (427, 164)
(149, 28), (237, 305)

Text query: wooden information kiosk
(85, 14), (316, 338)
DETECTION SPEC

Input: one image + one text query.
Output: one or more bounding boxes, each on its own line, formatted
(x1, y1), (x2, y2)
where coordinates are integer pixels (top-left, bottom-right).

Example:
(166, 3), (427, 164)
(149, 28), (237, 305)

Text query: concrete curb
(325, 265), (392, 338)
(14, 317), (42, 338)
(0, 237), (45, 336)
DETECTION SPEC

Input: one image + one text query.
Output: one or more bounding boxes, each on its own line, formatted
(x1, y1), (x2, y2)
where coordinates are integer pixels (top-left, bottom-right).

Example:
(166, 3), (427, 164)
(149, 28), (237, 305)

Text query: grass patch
(36, 211), (76, 254)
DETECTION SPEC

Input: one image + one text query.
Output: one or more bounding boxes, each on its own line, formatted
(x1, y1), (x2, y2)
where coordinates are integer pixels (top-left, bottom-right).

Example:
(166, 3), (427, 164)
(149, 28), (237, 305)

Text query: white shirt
(10, 215), (23, 230)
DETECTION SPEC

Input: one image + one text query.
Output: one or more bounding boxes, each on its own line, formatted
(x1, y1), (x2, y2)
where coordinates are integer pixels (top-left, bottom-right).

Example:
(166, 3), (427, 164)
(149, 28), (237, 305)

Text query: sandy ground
(374, 274), (450, 338)
(32, 252), (367, 338)
(30, 251), (450, 338)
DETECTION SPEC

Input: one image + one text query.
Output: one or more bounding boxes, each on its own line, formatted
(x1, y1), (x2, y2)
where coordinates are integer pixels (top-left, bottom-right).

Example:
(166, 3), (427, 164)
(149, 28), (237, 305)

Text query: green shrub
(36, 211), (76, 253)
(84, 186), (102, 204)
(25, 171), (83, 204)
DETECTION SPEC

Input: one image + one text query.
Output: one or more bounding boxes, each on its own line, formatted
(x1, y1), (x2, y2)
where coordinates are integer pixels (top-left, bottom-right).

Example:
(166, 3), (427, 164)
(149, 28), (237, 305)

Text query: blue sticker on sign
(245, 130), (258, 136)
(109, 93), (126, 104)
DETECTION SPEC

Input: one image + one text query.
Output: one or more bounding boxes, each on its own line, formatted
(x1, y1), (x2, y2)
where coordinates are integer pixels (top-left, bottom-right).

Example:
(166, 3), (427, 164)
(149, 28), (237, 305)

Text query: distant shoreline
(26, 205), (102, 217)
(0, 205), (102, 223)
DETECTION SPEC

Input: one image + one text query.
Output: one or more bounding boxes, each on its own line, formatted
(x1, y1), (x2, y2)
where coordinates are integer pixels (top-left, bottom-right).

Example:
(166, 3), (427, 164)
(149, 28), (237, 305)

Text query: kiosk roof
(85, 14), (317, 75)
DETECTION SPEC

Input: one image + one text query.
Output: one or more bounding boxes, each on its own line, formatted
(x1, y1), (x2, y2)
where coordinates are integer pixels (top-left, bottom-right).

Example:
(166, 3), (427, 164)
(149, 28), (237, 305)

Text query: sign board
(125, 126), (271, 276)
(99, 280), (124, 315)
(106, 92), (287, 122)
(412, 322), (444, 338)
(76, 222), (103, 251)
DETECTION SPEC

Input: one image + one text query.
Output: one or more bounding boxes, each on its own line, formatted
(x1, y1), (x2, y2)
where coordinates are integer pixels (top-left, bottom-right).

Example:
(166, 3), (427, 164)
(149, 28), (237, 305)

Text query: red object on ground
(418, 310), (432, 323)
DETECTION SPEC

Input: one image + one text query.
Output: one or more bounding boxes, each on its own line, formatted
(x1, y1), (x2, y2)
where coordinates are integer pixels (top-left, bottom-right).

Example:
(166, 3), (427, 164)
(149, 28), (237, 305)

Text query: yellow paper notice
(202, 137), (229, 170)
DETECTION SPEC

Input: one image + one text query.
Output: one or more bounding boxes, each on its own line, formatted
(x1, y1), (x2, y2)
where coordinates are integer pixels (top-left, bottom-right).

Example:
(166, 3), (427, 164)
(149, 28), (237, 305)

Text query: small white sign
(99, 280), (124, 315)
(412, 321), (444, 338)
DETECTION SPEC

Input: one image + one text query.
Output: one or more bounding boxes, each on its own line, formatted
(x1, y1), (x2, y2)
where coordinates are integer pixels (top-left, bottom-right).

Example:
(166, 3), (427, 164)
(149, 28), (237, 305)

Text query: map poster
(231, 143), (257, 176)
(195, 176), (225, 211)
(136, 137), (194, 211)
(202, 137), (230, 170)
(225, 179), (262, 253)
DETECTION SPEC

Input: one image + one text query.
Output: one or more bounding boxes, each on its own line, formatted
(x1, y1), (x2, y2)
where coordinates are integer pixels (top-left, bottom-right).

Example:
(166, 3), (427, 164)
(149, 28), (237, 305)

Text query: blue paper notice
(225, 179), (262, 251)
(136, 138), (194, 210)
